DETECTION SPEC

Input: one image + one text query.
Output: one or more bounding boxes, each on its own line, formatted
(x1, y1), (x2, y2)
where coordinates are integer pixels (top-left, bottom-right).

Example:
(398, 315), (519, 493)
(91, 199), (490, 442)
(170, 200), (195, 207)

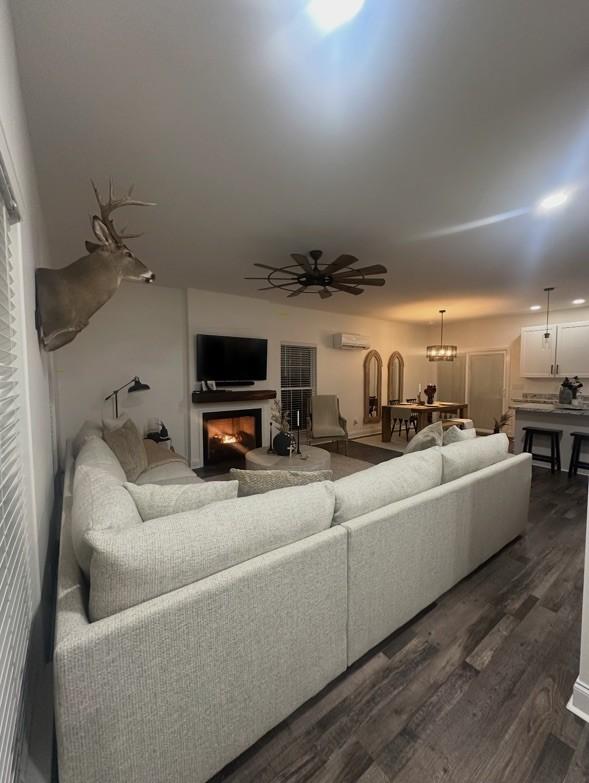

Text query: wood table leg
(417, 410), (429, 432)
(381, 406), (392, 442)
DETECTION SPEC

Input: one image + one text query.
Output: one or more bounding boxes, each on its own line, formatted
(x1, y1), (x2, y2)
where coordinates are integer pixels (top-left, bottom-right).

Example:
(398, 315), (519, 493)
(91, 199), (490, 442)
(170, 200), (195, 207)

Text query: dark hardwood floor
(211, 468), (589, 783)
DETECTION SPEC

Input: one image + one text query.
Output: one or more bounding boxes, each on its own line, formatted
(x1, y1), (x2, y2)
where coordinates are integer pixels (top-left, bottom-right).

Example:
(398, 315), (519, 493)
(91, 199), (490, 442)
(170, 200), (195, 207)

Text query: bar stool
(522, 427), (562, 473)
(568, 432), (589, 478)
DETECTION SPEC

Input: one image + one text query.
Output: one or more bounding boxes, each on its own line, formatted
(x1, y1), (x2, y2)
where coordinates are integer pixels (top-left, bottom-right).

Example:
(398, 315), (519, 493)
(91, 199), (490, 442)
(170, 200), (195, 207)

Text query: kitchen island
(511, 402), (589, 474)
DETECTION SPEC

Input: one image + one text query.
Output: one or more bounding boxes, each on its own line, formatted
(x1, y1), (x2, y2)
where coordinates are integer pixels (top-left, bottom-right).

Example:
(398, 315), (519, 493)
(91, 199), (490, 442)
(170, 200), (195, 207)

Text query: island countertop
(510, 402), (589, 417)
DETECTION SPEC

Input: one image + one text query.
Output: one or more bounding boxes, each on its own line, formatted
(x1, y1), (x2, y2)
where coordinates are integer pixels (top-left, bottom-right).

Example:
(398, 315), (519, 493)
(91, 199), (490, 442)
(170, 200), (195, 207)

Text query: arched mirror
(363, 350), (383, 423)
(387, 351), (404, 405)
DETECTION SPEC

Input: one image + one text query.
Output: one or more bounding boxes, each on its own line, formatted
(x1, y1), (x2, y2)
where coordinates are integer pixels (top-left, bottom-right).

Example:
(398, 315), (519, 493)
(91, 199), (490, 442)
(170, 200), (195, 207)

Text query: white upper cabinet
(555, 322), (589, 376)
(520, 326), (557, 377)
(520, 321), (589, 377)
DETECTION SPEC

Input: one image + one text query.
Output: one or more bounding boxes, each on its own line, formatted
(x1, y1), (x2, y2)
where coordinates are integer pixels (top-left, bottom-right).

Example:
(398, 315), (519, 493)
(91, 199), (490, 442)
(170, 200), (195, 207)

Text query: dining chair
(389, 405), (418, 441)
(404, 399), (419, 431)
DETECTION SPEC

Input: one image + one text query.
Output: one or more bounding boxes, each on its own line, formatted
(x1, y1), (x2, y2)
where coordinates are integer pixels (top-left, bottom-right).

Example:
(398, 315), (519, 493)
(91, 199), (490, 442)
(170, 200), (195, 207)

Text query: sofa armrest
(54, 526), (348, 783)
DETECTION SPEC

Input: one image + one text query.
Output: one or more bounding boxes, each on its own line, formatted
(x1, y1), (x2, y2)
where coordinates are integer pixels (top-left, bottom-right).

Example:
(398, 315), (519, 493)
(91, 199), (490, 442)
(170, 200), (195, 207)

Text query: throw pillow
(103, 417), (148, 481)
(229, 468), (333, 497)
(441, 432), (509, 483)
(405, 420), (443, 454)
(87, 480), (336, 620)
(124, 480), (238, 521)
(442, 425), (477, 446)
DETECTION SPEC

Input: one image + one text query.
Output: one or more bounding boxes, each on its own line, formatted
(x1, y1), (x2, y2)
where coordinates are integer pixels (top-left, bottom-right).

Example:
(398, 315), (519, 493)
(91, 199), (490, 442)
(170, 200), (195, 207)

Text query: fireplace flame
(221, 434), (237, 444)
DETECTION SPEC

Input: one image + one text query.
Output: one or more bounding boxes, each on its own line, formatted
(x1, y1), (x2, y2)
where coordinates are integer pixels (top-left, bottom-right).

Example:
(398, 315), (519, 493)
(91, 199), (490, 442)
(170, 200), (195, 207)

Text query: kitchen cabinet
(520, 321), (589, 378)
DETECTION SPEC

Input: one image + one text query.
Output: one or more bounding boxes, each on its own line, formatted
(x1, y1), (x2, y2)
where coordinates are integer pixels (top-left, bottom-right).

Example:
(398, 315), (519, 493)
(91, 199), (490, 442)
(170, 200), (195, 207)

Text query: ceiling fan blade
(330, 282), (364, 295)
(290, 253), (313, 274)
(287, 287), (306, 298)
(324, 254), (359, 275)
(319, 288), (332, 299)
(245, 276), (298, 280)
(333, 278), (386, 286)
(254, 263), (297, 275)
(335, 264), (387, 278)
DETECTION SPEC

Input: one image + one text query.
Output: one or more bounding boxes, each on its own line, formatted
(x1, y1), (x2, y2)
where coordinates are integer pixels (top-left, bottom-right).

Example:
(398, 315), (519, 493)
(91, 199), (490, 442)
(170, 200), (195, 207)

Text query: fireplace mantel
(192, 389), (277, 404)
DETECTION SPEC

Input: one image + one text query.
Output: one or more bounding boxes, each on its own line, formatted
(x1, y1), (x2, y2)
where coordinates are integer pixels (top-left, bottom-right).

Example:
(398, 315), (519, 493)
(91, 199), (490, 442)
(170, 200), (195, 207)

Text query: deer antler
(91, 179), (156, 244)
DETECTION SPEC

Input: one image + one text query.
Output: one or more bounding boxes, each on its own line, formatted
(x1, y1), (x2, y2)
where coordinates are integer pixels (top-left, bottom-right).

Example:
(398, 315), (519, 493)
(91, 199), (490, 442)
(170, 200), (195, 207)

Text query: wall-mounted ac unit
(332, 333), (371, 350)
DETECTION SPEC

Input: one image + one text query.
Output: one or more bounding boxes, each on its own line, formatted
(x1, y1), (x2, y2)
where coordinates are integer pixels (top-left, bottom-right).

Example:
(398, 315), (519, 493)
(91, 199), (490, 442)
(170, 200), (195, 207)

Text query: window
(0, 178), (30, 782)
(280, 344), (316, 429)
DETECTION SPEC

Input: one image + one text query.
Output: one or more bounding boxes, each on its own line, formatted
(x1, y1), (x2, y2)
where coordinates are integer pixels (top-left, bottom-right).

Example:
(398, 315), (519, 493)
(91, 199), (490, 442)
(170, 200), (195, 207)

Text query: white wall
(431, 305), (589, 401)
(187, 288), (431, 467)
(54, 283), (189, 458)
(0, 2), (56, 780)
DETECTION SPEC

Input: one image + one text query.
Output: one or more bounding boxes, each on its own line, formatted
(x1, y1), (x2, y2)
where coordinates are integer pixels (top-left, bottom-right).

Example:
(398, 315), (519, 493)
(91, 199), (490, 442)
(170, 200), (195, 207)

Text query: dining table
(381, 401), (469, 442)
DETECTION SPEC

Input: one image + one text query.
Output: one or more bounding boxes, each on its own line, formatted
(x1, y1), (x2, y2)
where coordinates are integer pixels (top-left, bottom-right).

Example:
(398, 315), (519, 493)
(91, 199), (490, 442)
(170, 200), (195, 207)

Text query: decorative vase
(273, 430), (295, 456)
(559, 386), (573, 405)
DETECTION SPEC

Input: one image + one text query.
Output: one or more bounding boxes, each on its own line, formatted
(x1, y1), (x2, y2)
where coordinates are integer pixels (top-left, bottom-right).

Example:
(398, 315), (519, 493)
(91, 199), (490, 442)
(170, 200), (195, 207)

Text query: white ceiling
(10, 0), (589, 323)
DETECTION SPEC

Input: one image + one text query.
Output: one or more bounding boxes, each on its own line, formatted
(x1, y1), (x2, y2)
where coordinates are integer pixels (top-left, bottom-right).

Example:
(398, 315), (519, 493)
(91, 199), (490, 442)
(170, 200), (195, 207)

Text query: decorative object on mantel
(426, 309), (457, 361)
(493, 411), (512, 434)
(105, 376), (150, 418)
(35, 180), (156, 351)
(424, 384), (437, 405)
(245, 250), (387, 299)
(271, 400), (296, 456)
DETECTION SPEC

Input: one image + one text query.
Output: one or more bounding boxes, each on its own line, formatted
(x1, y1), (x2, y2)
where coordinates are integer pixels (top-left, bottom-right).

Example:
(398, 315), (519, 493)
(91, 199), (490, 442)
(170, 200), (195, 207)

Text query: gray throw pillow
(405, 420), (444, 453)
(103, 418), (148, 481)
(442, 425), (477, 446)
(229, 468), (333, 497)
(124, 480), (238, 521)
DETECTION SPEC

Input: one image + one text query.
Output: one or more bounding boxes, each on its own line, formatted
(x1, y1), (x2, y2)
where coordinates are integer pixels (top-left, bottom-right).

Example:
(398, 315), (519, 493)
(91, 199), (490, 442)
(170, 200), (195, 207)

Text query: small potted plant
(493, 411), (511, 434)
(271, 400), (295, 456)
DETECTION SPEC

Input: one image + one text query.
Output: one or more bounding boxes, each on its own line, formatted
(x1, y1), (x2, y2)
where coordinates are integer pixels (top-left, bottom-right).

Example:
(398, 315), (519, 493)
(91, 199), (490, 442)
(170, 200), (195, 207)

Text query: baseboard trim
(567, 678), (589, 723)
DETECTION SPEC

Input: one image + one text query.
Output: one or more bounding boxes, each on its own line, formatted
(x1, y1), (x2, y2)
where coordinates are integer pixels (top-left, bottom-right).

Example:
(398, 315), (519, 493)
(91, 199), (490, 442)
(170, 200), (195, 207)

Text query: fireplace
(202, 408), (262, 467)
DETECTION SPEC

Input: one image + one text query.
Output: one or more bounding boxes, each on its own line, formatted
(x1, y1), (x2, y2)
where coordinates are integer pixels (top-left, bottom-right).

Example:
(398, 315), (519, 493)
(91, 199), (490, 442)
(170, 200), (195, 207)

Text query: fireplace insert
(202, 408), (262, 467)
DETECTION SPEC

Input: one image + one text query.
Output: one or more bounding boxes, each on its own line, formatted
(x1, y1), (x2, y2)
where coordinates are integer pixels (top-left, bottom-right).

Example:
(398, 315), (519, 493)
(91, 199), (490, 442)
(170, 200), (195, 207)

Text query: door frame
(464, 348), (510, 431)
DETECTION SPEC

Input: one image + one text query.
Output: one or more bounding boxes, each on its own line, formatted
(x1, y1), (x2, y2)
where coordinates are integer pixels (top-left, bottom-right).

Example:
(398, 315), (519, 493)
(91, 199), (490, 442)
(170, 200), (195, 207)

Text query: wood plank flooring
(211, 468), (589, 783)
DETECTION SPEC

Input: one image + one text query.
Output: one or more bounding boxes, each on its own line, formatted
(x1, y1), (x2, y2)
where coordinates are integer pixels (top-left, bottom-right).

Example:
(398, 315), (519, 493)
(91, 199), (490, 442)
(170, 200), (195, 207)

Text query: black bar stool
(568, 432), (589, 477)
(522, 427), (562, 473)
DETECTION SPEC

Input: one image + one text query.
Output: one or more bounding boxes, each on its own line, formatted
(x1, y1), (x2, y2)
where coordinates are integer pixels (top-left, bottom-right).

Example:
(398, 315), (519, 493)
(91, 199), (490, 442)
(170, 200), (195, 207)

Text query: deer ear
(91, 216), (114, 247)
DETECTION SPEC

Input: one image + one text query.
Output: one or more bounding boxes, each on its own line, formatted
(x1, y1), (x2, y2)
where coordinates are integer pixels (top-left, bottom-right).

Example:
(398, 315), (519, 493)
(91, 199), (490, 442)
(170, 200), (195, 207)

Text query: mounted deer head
(36, 180), (156, 351)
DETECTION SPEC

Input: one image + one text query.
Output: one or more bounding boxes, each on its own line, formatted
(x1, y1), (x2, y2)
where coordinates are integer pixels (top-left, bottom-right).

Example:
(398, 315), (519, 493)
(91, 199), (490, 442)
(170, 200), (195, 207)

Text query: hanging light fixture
(543, 286), (555, 347)
(426, 309), (457, 362)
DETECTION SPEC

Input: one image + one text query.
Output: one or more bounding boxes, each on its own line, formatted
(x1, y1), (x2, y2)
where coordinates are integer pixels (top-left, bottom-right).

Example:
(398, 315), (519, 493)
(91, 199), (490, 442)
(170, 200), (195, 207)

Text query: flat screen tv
(196, 334), (267, 382)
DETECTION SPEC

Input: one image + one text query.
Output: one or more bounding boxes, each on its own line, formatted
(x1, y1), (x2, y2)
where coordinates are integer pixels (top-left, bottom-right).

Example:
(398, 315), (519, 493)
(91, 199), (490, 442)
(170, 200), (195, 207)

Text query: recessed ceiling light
(535, 188), (573, 214)
(530, 305), (542, 311)
(572, 298), (586, 305)
(306, 0), (365, 32)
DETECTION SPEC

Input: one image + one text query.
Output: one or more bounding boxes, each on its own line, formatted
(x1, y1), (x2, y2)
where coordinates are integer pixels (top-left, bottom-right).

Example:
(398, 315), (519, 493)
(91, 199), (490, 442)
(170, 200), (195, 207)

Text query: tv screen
(196, 334), (267, 382)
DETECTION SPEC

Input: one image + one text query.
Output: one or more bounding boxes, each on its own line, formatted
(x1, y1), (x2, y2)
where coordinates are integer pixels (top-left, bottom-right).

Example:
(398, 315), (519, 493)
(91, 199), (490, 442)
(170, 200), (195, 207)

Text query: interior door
(555, 322), (589, 377)
(468, 352), (507, 431)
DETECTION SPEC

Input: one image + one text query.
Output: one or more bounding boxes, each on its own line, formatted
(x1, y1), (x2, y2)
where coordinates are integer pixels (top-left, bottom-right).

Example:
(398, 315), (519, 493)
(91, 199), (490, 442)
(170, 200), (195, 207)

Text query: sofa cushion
(103, 417), (148, 481)
(442, 425), (477, 446)
(229, 468), (333, 497)
(75, 436), (125, 482)
(124, 481), (239, 521)
(72, 464), (142, 577)
(441, 433), (509, 483)
(136, 462), (203, 485)
(72, 420), (103, 459)
(333, 448), (442, 525)
(87, 481), (336, 621)
(405, 420), (443, 454)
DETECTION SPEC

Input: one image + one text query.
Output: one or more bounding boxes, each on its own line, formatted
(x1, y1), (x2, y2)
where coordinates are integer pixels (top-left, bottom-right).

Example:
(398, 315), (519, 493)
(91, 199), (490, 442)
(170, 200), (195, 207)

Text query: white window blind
(0, 196), (30, 783)
(280, 344), (316, 428)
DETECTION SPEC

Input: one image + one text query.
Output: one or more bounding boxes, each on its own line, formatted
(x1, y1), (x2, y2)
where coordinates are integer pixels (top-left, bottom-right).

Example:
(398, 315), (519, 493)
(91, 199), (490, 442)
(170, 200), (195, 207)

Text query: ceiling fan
(245, 250), (387, 299)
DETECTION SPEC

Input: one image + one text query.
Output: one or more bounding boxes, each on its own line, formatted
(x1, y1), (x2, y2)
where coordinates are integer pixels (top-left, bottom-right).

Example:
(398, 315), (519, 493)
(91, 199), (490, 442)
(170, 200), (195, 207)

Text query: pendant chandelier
(426, 309), (457, 362)
(543, 286), (555, 345)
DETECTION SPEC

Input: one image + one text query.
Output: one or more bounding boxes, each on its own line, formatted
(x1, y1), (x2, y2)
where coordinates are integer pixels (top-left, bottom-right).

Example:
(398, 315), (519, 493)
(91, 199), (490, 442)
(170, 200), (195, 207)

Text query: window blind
(280, 344), (316, 428)
(0, 197), (30, 783)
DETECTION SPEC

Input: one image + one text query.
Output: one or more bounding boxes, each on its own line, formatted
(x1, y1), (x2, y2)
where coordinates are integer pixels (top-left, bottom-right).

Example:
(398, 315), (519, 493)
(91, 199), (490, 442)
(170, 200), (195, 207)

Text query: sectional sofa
(54, 429), (532, 783)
